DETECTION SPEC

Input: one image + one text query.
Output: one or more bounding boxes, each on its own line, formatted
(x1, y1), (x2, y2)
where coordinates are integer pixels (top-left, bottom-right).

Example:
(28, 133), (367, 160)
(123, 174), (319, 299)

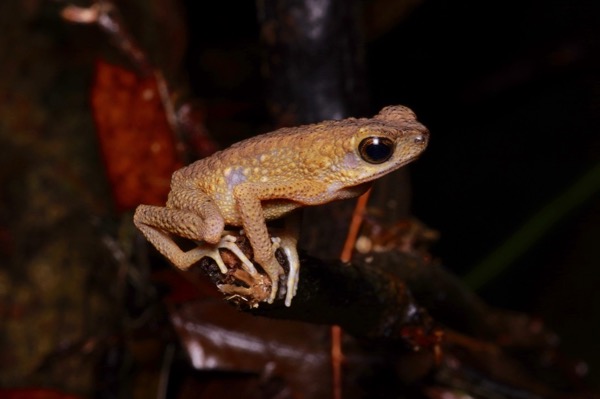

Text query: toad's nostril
(414, 134), (427, 145)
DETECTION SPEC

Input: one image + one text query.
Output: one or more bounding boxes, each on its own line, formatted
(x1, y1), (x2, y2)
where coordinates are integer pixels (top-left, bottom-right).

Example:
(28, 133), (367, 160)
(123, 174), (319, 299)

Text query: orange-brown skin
(134, 105), (429, 305)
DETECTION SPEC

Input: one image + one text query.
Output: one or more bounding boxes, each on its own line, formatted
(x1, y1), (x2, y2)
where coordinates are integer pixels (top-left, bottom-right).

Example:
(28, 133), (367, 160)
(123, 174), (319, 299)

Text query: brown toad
(134, 105), (429, 306)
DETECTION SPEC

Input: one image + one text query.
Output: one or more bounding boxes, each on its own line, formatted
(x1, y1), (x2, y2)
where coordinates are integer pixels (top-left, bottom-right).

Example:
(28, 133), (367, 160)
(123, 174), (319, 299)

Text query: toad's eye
(358, 136), (394, 164)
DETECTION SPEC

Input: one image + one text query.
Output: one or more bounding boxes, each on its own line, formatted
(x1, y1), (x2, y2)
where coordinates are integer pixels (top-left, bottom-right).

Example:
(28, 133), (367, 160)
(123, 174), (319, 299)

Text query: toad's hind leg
(133, 189), (227, 271)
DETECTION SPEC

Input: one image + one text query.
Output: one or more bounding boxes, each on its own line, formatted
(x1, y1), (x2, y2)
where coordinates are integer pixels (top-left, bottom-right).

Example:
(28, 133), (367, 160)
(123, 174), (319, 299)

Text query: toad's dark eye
(358, 136), (394, 164)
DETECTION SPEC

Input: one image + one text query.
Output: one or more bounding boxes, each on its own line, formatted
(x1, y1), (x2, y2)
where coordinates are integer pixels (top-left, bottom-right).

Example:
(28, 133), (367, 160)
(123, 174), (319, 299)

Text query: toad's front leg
(233, 181), (330, 305)
(233, 185), (285, 304)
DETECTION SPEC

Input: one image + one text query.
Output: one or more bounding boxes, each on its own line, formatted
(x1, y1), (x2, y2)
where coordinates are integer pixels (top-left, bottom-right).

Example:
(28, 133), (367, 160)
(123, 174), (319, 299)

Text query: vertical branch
(257, 0), (370, 259)
(257, 2), (369, 397)
(256, 0), (368, 127)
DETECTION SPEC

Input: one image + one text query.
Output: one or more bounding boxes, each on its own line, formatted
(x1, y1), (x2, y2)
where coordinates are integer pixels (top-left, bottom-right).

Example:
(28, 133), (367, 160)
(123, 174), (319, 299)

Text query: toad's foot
(195, 234), (259, 276)
(263, 254), (283, 304)
(271, 235), (300, 307)
(219, 269), (270, 308)
(213, 231), (297, 306)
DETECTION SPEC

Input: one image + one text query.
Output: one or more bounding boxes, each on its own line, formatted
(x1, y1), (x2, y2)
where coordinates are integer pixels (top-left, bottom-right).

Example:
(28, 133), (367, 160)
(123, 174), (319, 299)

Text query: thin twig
(332, 188), (373, 399)
(340, 188), (372, 263)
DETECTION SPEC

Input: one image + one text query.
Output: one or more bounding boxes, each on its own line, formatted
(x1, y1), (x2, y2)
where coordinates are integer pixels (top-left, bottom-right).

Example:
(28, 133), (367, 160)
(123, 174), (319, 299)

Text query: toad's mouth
(353, 153), (422, 186)
(350, 181), (372, 194)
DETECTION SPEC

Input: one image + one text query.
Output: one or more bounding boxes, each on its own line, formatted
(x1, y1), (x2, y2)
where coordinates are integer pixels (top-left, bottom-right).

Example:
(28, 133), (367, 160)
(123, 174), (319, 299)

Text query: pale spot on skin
(226, 167), (247, 190)
(341, 152), (359, 169)
(327, 182), (341, 194)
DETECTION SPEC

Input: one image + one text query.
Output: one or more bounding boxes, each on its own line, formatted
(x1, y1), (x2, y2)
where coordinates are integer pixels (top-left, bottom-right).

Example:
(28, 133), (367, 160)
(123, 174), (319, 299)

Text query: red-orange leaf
(91, 60), (183, 212)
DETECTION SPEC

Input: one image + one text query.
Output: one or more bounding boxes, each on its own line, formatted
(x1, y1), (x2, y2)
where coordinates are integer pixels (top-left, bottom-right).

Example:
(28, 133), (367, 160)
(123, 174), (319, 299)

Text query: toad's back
(168, 105), (427, 224)
(168, 121), (359, 223)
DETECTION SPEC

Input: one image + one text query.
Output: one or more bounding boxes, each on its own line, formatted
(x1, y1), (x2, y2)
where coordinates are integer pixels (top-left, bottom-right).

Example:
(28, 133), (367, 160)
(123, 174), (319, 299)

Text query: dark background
(0, 0), (598, 394)
(183, 0), (600, 380)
